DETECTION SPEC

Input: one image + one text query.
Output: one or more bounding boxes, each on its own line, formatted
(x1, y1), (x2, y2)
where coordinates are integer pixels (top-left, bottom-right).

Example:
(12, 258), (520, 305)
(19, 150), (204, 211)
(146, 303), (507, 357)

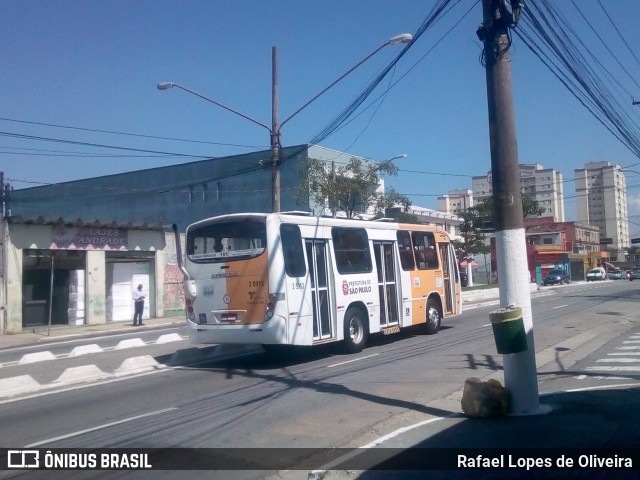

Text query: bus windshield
(186, 219), (266, 263)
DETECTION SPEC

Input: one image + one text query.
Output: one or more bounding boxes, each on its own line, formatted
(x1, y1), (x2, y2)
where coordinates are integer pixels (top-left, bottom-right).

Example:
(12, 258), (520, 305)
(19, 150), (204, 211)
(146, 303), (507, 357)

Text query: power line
(0, 131), (208, 158)
(516, 0), (640, 161)
(0, 117), (266, 150)
(596, 0), (640, 72)
(570, 0), (640, 92)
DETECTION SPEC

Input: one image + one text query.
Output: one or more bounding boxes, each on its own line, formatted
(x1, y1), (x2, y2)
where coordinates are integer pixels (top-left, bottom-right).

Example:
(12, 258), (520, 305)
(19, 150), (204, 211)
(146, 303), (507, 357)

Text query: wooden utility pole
(0, 172), (6, 334)
(479, 0), (540, 414)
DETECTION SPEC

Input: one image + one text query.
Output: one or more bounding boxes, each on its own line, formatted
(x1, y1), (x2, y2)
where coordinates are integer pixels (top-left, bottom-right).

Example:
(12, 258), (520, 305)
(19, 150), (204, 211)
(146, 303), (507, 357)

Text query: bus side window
(397, 230), (415, 270)
(411, 231), (439, 270)
(280, 224), (306, 277)
(331, 227), (372, 274)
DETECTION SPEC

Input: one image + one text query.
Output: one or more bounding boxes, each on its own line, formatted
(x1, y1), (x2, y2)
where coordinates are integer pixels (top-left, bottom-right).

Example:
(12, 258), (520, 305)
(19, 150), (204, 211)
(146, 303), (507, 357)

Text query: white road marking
(596, 358), (640, 363)
(586, 366), (640, 372)
(552, 305), (568, 310)
(327, 354), (379, 368)
(564, 383), (639, 393)
(24, 407), (177, 447)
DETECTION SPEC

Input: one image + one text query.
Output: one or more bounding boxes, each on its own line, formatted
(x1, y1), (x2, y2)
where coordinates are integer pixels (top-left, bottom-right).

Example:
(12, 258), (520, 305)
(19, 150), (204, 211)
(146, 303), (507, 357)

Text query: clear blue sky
(2, 1), (640, 233)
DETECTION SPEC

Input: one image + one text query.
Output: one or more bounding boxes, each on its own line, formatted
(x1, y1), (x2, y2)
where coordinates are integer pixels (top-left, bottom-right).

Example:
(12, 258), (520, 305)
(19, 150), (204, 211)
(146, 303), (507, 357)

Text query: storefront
(4, 219), (169, 334)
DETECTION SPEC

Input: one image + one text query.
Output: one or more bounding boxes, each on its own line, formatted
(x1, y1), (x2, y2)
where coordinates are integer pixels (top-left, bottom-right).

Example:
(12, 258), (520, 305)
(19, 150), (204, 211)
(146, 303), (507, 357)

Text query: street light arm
(157, 82), (272, 133)
(279, 33), (412, 131)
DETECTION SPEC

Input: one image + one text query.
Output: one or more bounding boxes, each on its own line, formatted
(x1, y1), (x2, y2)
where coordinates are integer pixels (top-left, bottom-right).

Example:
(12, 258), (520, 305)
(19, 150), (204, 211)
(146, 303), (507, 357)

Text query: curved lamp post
(158, 33), (412, 212)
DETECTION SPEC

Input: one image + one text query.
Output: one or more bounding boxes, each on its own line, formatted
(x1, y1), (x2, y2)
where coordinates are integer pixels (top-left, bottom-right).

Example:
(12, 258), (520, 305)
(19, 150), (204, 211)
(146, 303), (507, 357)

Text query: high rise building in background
(575, 161), (629, 262)
(436, 189), (474, 215)
(471, 164), (565, 221)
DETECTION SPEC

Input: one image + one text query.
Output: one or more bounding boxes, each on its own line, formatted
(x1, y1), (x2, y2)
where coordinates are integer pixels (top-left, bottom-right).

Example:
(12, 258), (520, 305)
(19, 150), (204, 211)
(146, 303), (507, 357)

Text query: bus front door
(373, 241), (400, 327)
(438, 242), (459, 315)
(305, 240), (333, 340)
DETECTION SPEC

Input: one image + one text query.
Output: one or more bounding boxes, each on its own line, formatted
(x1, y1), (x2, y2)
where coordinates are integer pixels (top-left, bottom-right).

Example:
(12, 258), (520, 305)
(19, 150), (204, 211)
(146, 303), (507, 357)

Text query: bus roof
(187, 212), (451, 238)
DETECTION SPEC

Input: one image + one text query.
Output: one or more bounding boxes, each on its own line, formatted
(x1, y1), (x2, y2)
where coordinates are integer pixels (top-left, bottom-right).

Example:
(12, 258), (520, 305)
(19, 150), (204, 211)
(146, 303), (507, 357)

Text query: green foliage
(454, 195), (545, 260)
(297, 157), (412, 219)
(453, 207), (491, 260)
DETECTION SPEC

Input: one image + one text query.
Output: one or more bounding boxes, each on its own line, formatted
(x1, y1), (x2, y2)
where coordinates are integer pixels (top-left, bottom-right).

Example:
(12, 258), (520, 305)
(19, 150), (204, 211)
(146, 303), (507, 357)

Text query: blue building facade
(1, 145), (363, 333)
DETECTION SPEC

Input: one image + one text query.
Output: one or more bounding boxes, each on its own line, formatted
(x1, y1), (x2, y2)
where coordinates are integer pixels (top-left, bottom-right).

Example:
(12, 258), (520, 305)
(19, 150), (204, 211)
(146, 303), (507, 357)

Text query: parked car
(629, 269), (640, 281)
(543, 269), (570, 285)
(586, 267), (606, 281)
(607, 269), (625, 280)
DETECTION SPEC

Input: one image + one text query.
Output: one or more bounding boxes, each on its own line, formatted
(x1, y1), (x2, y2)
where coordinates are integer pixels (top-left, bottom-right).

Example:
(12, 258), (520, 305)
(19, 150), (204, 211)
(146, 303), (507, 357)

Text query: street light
(157, 32), (412, 213)
(379, 153), (407, 166)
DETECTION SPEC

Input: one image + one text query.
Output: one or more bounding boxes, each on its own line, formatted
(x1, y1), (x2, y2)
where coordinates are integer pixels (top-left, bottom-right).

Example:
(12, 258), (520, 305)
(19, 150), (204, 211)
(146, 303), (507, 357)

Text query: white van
(586, 267), (606, 282)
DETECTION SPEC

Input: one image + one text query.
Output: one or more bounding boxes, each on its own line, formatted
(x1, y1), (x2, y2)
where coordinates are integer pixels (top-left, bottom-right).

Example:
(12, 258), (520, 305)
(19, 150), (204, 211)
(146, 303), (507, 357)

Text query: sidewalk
(309, 384), (640, 479)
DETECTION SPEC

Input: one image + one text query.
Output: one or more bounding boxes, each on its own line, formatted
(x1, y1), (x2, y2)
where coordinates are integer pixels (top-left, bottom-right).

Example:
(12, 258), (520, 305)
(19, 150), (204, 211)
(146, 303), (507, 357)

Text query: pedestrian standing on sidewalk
(132, 284), (146, 326)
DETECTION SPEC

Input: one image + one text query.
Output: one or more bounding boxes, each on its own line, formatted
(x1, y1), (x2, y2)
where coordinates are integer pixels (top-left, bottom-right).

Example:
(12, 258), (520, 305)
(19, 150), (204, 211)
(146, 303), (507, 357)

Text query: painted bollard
(489, 306), (527, 354)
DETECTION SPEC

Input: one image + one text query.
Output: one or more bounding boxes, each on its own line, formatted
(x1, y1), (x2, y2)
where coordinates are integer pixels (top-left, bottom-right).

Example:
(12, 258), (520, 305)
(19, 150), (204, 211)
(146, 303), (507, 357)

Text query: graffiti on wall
(163, 255), (185, 312)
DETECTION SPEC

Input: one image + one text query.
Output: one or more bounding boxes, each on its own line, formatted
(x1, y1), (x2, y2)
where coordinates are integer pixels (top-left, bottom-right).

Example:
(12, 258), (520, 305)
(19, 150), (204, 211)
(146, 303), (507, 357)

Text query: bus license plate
(382, 325), (400, 335)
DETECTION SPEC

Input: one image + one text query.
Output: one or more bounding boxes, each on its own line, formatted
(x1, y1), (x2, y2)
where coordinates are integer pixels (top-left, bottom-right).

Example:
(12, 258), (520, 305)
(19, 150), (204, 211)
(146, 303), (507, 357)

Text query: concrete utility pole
(479, 0), (540, 414)
(271, 47), (281, 213)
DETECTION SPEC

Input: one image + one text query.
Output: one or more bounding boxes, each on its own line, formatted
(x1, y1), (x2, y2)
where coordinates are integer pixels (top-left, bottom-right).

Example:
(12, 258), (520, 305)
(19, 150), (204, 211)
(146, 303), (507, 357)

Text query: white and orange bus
(175, 212), (462, 353)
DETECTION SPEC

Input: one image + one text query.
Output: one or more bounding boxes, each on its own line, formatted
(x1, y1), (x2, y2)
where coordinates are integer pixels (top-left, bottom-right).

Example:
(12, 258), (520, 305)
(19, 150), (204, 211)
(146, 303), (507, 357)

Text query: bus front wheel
(343, 307), (368, 354)
(424, 298), (441, 335)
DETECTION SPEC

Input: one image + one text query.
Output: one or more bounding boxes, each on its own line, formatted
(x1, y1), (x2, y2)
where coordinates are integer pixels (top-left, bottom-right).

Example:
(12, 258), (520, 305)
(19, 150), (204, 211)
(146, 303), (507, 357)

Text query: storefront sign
(51, 226), (128, 250)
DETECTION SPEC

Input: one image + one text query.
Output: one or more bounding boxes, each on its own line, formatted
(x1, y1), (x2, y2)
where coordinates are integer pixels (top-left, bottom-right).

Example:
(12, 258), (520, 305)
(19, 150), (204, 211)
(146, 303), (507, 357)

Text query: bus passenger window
(396, 230), (415, 270)
(281, 224), (306, 277)
(331, 227), (372, 274)
(411, 231), (439, 270)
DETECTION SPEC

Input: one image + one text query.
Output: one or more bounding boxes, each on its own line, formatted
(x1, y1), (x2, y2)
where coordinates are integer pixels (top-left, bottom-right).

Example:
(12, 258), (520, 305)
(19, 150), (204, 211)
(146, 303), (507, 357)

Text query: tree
(453, 196), (545, 262)
(297, 157), (412, 219)
(472, 196), (546, 222)
(452, 207), (491, 262)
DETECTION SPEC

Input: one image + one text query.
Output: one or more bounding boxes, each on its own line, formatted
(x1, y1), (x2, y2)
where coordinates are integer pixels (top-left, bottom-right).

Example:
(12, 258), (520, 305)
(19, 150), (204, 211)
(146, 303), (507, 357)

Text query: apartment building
(471, 163), (565, 221)
(575, 161), (629, 261)
(436, 189), (474, 215)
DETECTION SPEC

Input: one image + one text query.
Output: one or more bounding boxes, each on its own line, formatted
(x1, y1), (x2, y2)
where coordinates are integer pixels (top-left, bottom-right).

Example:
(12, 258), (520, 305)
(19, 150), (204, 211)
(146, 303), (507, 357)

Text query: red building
(490, 218), (602, 284)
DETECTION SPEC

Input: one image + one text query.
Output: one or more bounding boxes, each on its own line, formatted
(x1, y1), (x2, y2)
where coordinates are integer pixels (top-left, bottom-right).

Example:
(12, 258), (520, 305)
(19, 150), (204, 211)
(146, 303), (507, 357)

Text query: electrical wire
(0, 116), (265, 150)
(515, 0), (640, 161)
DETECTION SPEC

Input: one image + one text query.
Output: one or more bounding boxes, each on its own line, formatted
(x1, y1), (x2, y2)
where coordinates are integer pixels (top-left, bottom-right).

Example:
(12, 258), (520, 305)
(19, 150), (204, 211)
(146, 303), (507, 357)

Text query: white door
(109, 263), (149, 322)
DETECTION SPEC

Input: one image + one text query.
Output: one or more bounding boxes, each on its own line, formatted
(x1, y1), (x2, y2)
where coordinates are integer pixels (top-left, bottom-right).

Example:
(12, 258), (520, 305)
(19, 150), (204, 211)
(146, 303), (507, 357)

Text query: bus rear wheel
(343, 307), (368, 354)
(423, 298), (441, 335)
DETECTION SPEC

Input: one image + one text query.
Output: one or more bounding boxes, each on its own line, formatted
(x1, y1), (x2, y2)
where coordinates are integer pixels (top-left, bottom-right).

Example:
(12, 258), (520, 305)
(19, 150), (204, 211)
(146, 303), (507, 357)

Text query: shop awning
(459, 260), (480, 269)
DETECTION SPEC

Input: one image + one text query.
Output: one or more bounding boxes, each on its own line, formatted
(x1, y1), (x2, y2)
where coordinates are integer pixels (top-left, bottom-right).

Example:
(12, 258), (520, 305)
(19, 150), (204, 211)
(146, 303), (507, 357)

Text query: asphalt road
(1, 280), (638, 480)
